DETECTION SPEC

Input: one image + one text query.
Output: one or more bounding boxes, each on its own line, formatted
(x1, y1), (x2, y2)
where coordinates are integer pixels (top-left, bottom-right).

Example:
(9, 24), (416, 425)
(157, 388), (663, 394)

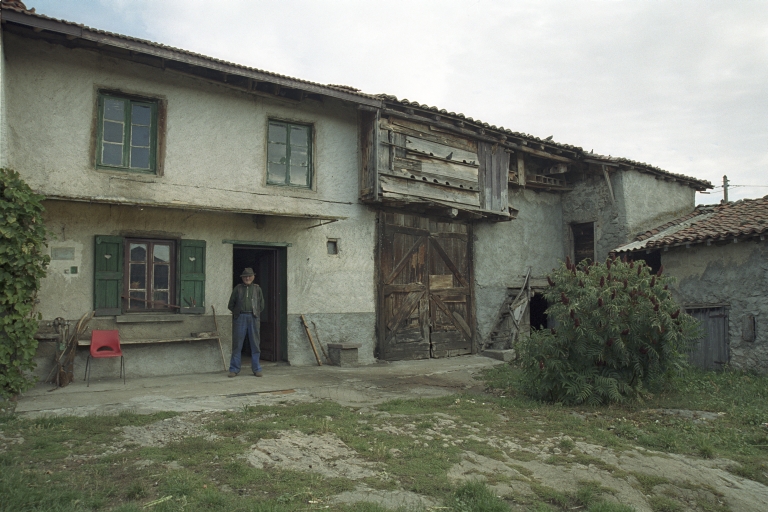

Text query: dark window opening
(327, 240), (338, 255)
(632, 250), (661, 275)
(572, 222), (595, 265)
(530, 293), (549, 330)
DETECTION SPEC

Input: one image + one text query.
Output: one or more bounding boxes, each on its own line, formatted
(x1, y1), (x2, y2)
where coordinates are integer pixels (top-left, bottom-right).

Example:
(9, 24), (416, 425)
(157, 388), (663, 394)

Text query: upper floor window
(97, 93), (158, 173)
(267, 120), (312, 188)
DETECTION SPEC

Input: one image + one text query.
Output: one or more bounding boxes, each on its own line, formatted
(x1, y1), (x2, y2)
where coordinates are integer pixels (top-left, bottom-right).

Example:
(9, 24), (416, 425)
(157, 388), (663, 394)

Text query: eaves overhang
(0, 7), (383, 108)
(41, 194), (348, 222)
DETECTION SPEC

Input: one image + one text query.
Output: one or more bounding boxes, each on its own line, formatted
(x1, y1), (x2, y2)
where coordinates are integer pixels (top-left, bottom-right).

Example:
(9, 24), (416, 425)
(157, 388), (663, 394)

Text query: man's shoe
(253, 370), (263, 377)
(228, 372), (238, 378)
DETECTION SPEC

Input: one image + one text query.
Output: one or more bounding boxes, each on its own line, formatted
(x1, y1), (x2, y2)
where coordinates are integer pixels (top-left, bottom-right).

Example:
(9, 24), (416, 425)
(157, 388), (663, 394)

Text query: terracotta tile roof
(614, 195), (768, 252)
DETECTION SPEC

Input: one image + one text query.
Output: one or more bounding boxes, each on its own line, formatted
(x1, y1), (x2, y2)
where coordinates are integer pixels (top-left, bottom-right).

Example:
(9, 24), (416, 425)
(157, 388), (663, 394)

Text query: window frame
(96, 92), (159, 174)
(266, 119), (313, 188)
(124, 238), (176, 312)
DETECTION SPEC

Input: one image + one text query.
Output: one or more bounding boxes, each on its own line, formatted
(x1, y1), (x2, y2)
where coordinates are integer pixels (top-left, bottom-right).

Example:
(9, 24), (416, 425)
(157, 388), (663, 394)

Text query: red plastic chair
(84, 330), (125, 387)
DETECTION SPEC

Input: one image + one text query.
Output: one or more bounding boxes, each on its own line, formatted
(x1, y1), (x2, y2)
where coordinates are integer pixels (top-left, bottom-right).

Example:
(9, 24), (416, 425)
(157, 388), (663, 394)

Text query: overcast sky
(30, 0), (768, 204)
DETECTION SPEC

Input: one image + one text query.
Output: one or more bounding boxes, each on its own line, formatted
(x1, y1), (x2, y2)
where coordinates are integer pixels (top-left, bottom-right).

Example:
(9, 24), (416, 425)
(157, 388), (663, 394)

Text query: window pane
(154, 264), (169, 289)
(267, 163), (286, 184)
(104, 99), (124, 122)
(132, 104), (151, 126)
(130, 147), (150, 169)
(289, 164), (309, 186)
(153, 244), (170, 263)
(130, 243), (147, 262)
(290, 125), (309, 147)
(268, 122), (287, 143)
(129, 291), (145, 309)
(268, 142), (286, 164)
(290, 147), (309, 186)
(102, 143), (123, 166)
(153, 291), (169, 306)
(103, 121), (124, 143)
(129, 263), (146, 289)
(131, 125), (150, 147)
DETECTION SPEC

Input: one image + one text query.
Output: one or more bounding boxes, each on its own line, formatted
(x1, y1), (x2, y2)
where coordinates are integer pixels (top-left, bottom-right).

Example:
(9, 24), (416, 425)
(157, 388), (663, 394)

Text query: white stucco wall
(4, 34), (360, 219)
(617, 170), (696, 236)
(473, 188), (564, 341)
(37, 201), (377, 373)
(664, 240), (768, 372)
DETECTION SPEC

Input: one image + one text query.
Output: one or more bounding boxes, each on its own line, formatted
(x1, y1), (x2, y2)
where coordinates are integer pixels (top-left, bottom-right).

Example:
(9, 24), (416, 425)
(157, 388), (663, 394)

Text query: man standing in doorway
(227, 267), (265, 377)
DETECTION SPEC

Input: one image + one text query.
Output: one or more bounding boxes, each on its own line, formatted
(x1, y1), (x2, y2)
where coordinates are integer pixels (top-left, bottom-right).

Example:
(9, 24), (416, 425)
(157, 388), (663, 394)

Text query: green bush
(520, 256), (700, 405)
(0, 168), (49, 399)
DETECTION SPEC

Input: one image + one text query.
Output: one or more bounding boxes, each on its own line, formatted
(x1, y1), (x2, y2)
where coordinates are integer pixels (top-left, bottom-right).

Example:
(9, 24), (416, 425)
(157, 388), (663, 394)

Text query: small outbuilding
(614, 196), (768, 372)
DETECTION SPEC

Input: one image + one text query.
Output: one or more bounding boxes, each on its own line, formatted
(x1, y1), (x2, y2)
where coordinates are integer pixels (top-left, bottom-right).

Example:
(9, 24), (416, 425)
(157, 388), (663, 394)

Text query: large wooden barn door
(378, 212), (473, 360)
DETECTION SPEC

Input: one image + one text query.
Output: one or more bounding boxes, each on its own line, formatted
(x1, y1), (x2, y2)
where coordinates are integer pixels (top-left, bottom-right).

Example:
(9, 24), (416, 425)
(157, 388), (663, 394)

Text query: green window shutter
(94, 235), (123, 316)
(179, 239), (206, 314)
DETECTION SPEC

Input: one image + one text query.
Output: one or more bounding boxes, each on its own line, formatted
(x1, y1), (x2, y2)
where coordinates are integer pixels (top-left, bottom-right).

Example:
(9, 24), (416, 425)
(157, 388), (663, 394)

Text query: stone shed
(614, 196), (768, 372)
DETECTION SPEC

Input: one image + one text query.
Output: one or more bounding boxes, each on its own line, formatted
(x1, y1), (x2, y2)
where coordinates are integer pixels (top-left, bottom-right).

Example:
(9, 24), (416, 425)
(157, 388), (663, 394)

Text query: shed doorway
(686, 307), (729, 370)
(232, 245), (288, 362)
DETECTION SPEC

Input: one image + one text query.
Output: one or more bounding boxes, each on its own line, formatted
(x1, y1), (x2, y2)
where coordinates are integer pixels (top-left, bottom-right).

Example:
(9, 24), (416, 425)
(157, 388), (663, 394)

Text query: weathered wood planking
(404, 136), (478, 165)
(418, 159), (479, 185)
(384, 164), (478, 192)
(360, 110), (379, 200)
(378, 212), (474, 361)
(382, 117), (477, 154)
(477, 142), (509, 213)
(380, 175), (480, 207)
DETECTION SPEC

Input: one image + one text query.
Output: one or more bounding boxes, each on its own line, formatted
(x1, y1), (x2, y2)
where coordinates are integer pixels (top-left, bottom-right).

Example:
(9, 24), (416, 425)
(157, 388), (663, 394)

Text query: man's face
(242, 275), (255, 285)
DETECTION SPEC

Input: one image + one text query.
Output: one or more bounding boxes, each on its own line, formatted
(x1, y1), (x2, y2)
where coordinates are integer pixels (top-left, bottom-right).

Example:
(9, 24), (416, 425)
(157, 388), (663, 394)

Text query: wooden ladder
(487, 267), (531, 350)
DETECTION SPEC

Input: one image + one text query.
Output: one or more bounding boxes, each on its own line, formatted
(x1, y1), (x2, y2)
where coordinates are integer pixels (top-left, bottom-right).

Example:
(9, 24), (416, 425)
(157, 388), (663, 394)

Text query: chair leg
(85, 355), (91, 387)
(121, 356), (125, 385)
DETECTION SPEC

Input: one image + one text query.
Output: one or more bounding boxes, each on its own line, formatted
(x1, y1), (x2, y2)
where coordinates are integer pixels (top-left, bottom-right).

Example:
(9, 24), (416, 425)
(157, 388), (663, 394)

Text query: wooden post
(211, 306), (227, 371)
(301, 314), (323, 366)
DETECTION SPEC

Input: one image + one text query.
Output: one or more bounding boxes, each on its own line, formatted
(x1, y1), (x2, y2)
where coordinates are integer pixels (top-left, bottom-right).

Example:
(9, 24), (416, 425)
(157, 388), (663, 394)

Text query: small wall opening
(530, 293), (549, 330)
(572, 222), (595, 265)
(632, 250), (661, 274)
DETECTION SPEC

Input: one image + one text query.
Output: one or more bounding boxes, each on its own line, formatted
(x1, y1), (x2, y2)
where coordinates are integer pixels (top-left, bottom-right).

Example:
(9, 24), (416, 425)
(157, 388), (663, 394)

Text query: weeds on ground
(482, 363), (768, 485)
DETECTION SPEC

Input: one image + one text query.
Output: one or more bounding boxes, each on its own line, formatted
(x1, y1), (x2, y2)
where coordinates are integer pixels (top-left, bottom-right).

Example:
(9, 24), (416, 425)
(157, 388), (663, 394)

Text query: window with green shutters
(96, 93), (158, 173)
(93, 236), (205, 315)
(267, 120), (312, 188)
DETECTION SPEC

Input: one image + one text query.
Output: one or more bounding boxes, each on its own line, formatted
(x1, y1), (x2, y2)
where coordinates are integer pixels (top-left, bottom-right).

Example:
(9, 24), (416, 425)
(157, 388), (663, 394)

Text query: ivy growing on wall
(0, 168), (49, 399)
(520, 256), (700, 405)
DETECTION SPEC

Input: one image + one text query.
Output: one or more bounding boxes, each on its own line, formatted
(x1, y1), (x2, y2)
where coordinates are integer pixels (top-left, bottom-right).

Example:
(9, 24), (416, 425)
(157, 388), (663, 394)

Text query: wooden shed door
(687, 307), (729, 370)
(378, 212), (473, 360)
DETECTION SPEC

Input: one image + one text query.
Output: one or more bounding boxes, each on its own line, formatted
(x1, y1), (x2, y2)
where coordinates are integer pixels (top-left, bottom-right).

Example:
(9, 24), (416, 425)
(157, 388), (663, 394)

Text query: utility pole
(723, 175), (729, 203)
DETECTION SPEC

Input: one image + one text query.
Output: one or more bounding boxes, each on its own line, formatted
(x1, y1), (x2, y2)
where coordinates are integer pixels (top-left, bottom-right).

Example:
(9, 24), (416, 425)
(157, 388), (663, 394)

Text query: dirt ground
(9, 356), (768, 511)
(80, 404), (768, 511)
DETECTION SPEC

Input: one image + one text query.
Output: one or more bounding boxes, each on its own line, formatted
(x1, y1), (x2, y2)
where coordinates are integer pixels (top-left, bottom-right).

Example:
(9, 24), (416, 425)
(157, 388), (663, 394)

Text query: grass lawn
(1, 366), (765, 511)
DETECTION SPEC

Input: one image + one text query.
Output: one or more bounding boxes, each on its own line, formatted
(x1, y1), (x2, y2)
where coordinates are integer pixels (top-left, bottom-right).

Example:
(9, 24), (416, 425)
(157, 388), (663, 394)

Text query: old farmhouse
(0, 2), (721, 382)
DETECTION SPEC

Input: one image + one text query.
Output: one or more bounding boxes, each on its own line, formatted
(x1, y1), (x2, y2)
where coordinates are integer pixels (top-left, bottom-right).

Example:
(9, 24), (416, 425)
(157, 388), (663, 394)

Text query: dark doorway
(530, 293), (549, 330)
(232, 245), (287, 362)
(572, 222), (595, 265)
(632, 250), (662, 275)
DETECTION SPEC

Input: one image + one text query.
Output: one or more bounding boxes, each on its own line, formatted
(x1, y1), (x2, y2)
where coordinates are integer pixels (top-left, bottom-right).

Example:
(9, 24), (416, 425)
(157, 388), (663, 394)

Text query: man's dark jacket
(228, 284), (265, 318)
